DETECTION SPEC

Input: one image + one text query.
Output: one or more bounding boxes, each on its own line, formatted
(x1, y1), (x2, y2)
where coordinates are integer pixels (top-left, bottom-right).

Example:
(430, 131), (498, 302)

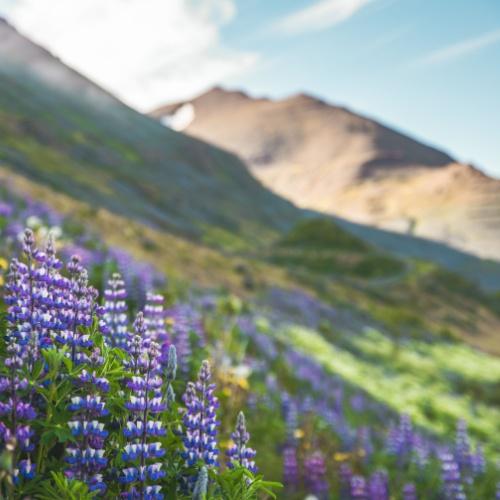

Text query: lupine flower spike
(120, 312), (166, 500)
(282, 445), (299, 490)
(304, 451), (328, 499)
(102, 272), (129, 349)
(66, 348), (109, 493)
(144, 293), (169, 361)
(227, 411), (257, 473)
(182, 360), (219, 470)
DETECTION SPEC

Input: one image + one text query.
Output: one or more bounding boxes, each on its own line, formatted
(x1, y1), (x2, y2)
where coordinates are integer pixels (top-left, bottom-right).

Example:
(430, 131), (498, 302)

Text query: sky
(0, 0), (499, 175)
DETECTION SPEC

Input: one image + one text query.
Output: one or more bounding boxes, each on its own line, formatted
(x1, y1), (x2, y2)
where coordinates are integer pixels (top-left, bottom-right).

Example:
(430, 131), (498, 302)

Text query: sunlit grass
(269, 322), (500, 456)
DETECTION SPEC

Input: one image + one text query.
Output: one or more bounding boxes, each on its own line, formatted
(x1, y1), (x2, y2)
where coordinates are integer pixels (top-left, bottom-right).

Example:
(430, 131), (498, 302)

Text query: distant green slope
(0, 21), (299, 248)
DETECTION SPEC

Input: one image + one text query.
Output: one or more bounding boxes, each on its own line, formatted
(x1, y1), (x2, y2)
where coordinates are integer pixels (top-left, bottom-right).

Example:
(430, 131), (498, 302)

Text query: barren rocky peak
(151, 87), (500, 259)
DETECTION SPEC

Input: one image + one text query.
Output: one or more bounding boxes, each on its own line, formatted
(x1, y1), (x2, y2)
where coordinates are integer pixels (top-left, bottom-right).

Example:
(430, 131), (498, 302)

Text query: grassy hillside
(0, 20), (299, 248)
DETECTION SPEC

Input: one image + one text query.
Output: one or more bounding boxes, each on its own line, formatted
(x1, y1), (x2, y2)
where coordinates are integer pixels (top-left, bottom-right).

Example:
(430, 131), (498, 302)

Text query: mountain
(3, 17), (500, 360)
(151, 87), (500, 260)
(2, 20), (500, 289)
(0, 20), (300, 249)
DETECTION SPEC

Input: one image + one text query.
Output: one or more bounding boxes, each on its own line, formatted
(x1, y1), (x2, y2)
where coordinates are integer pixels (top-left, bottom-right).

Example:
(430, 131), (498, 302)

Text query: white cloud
(0, 0), (258, 110)
(412, 28), (500, 67)
(272, 0), (375, 36)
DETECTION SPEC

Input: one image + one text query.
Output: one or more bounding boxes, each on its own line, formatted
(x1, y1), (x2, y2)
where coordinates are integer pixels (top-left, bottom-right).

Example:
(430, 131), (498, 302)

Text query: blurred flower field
(0, 184), (499, 499)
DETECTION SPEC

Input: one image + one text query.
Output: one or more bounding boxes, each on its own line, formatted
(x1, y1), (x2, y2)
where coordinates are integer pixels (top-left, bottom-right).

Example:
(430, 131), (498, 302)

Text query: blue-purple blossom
(55, 255), (101, 365)
(282, 445), (299, 490)
(440, 452), (466, 500)
(167, 304), (205, 376)
(304, 451), (328, 499)
(281, 393), (298, 445)
(181, 360), (219, 469)
(369, 471), (389, 500)
(144, 293), (169, 362)
(0, 337), (36, 484)
(66, 347), (109, 494)
(120, 312), (166, 500)
(102, 272), (129, 349)
(350, 474), (368, 499)
(402, 483), (417, 500)
(455, 420), (472, 474)
(387, 414), (414, 461)
(339, 463), (353, 498)
(226, 411), (257, 473)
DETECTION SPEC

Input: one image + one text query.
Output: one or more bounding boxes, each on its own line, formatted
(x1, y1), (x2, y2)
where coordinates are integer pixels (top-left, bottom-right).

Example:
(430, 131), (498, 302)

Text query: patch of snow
(160, 103), (195, 131)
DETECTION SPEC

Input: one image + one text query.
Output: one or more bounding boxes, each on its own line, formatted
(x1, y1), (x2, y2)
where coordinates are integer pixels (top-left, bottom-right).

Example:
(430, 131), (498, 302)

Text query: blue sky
(221, 0), (500, 175)
(1, 0), (499, 175)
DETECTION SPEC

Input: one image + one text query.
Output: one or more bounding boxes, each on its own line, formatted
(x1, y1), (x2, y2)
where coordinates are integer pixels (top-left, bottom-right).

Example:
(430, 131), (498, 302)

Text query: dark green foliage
(270, 218), (405, 279)
(277, 218), (368, 251)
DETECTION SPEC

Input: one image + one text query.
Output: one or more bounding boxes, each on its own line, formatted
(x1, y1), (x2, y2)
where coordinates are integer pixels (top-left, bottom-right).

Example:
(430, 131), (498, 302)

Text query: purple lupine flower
(120, 313), (166, 499)
(304, 451), (328, 499)
(181, 360), (219, 469)
(167, 303), (205, 376)
(440, 452), (466, 500)
(169, 309), (192, 377)
(226, 411), (257, 473)
(5, 230), (56, 358)
(369, 471), (389, 500)
(66, 348), (109, 493)
(339, 463), (353, 498)
(0, 337), (36, 485)
(102, 273), (129, 349)
(387, 414), (414, 461)
(455, 420), (472, 482)
(496, 482), (500, 500)
(412, 434), (430, 469)
(0, 200), (14, 217)
(2, 229), (67, 484)
(350, 475), (368, 499)
(282, 445), (299, 489)
(358, 426), (374, 461)
(350, 393), (366, 413)
(471, 445), (485, 477)
(144, 293), (169, 362)
(281, 393), (298, 444)
(402, 483), (418, 500)
(55, 255), (99, 364)
(107, 248), (164, 307)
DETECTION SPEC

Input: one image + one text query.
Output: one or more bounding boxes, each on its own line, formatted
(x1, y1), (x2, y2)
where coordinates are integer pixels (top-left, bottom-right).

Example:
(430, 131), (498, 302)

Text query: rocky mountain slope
(152, 87), (500, 259)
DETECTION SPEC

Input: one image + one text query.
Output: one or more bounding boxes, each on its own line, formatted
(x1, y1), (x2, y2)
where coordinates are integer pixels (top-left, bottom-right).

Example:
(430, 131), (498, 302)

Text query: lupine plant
(0, 229), (279, 499)
(181, 360), (219, 471)
(226, 412), (257, 473)
(120, 313), (166, 499)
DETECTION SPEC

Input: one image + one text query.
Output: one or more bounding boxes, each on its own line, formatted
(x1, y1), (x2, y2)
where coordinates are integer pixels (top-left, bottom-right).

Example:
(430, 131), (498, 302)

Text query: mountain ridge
(151, 86), (500, 259)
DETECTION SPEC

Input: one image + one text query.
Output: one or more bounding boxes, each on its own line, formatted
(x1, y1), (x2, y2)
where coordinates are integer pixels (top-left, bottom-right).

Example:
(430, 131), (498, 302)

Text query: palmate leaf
(35, 472), (97, 500)
(212, 466), (282, 500)
(39, 422), (75, 446)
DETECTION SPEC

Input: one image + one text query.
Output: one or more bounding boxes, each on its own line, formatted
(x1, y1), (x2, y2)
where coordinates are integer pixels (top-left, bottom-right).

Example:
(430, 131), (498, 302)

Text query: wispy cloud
(271, 0), (375, 36)
(413, 28), (500, 67)
(0, 0), (258, 110)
